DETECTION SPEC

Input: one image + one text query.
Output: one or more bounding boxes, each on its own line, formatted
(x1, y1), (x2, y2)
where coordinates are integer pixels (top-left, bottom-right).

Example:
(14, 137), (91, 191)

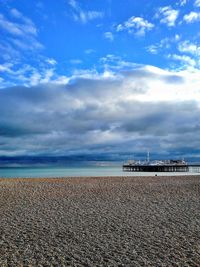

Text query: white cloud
(69, 0), (78, 9)
(146, 45), (159, 54)
(99, 54), (141, 71)
(0, 8), (46, 80)
(0, 9), (43, 62)
(10, 8), (35, 28)
(10, 8), (23, 18)
(146, 35), (181, 55)
(179, 0), (188, 6)
(117, 16), (154, 36)
(68, 0), (104, 23)
(175, 41), (200, 69)
(0, 14), (26, 36)
(156, 6), (179, 27)
(0, 41), (21, 61)
(40, 69), (54, 84)
(46, 58), (57, 65)
(10, 37), (43, 50)
(0, 12), (37, 36)
(169, 54), (196, 67)
(104, 31), (114, 41)
(29, 71), (41, 86)
(54, 76), (70, 84)
(0, 63), (13, 73)
(194, 0), (200, 7)
(70, 59), (82, 64)
(77, 11), (103, 24)
(0, 62), (59, 88)
(86, 11), (103, 20)
(178, 40), (200, 56)
(183, 11), (200, 23)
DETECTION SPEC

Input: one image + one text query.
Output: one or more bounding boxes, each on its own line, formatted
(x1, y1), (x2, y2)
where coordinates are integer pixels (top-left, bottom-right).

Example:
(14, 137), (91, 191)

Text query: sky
(0, 0), (200, 161)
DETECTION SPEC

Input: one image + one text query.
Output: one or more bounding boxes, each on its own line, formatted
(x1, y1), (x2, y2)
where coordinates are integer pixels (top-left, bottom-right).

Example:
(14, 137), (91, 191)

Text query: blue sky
(0, 0), (200, 160)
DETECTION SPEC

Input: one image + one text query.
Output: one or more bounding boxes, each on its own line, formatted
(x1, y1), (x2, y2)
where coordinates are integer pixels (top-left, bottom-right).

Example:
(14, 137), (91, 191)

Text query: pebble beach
(0, 175), (200, 267)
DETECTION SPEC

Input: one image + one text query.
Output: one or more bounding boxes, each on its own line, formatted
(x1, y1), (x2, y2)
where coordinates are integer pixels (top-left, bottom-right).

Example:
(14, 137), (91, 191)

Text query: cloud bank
(1, 66), (200, 159)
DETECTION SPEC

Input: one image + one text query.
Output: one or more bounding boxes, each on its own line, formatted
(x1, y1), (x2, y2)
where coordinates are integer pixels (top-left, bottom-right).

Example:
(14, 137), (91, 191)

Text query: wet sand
(0, 175), (200, 267)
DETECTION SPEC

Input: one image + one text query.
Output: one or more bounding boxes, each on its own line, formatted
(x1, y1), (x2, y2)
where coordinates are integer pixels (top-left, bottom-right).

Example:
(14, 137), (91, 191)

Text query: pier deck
(123, 164), (200, 172)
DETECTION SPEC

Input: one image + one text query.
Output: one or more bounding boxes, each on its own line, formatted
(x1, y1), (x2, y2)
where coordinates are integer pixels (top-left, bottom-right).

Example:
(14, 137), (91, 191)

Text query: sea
(0, 165), (199, 178)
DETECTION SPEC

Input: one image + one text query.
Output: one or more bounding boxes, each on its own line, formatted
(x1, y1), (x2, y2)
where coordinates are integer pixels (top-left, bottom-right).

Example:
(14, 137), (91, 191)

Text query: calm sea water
(0, 166), (199, 178)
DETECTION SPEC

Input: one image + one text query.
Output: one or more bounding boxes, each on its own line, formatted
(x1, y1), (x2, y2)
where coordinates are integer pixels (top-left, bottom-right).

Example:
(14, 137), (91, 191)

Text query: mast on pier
(147, 150), (150, 163)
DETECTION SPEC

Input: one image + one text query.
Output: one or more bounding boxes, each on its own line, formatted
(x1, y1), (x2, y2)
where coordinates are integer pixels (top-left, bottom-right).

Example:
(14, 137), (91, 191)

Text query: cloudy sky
(0, 0), (200, 160)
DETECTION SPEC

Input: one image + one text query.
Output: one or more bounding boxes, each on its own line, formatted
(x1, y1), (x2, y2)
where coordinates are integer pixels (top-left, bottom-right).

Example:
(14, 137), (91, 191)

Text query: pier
(123, 163), (200, 173)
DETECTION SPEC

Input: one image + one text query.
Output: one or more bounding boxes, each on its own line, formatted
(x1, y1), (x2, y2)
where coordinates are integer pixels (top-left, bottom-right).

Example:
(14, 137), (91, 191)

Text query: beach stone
(0, 176), (200, 266)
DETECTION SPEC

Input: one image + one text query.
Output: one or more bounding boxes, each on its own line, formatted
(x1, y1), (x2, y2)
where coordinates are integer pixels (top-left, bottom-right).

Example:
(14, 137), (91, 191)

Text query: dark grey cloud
(0, 66), (200, 158)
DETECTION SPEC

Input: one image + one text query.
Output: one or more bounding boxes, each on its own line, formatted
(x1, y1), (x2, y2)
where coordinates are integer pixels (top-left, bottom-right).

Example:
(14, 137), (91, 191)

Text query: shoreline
(1, 175), (200, 266)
